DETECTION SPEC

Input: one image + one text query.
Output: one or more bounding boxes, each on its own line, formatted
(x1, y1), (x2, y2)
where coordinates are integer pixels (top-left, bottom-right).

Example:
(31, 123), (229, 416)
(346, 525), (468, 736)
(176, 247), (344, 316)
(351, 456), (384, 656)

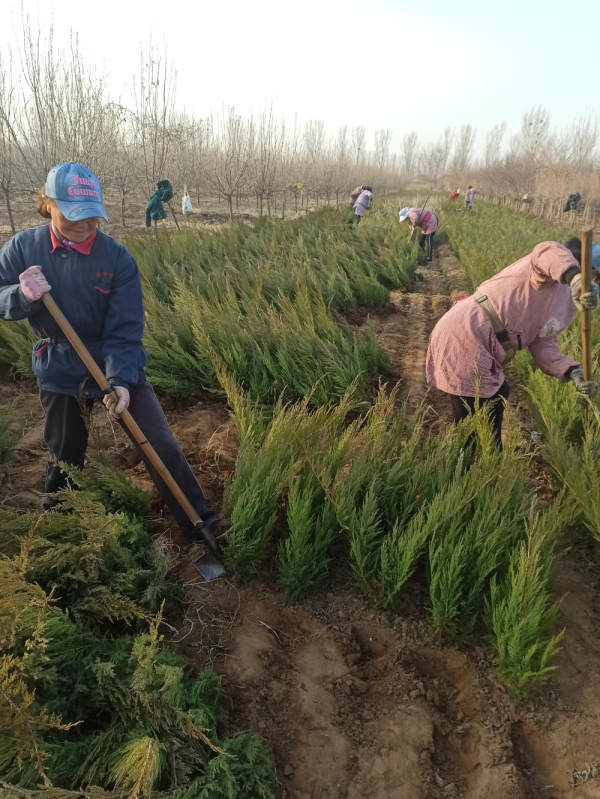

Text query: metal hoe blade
(193, 520), (226, 581)
(194, 552), (226, 582)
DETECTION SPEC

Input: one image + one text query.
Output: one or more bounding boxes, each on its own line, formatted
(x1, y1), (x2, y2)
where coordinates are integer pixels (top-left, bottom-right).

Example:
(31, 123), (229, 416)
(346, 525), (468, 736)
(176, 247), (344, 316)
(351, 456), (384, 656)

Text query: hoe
(41, 292), (226, 582)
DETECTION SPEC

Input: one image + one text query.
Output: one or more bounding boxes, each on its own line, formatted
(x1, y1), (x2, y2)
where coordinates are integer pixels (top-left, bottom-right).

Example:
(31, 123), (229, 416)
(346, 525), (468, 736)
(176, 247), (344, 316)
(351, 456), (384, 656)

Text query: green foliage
(0, 405), (18, 464)
(72, 459), (152, 520)
(0, 321), (37, 379)
(488, 514), (564, 693)
(439, 201), (572, 288)
(170, 733), (277, 799)
(128, 207), (416, 404)
(0, 478), (276, 797)
(223, 375), (561, 690)
(278, 470), (338, 602)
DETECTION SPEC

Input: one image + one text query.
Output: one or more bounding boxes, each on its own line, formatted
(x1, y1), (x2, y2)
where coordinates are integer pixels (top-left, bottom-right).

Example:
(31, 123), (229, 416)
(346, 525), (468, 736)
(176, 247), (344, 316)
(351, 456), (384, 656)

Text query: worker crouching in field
(426, 241), (599, 448)
(352, 186), (373, 224)
(0, 161), (226, 541)
(399, 206), (438, 262)
(349, 184), (365, 206)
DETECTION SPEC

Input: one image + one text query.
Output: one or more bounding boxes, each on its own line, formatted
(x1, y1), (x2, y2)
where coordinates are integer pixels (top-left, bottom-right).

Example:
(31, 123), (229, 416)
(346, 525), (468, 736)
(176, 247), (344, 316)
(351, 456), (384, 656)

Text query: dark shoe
(43, 494), (61, 512)
(193, 514), (231, 543)
(205, 517), (231, 542)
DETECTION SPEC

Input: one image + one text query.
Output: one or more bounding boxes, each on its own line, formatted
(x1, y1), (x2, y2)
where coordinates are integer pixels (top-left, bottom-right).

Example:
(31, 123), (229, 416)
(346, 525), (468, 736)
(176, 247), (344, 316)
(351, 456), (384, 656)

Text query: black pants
(448, 381), (509, 450)
(40, 382), (216, 531)
(419, 231), (434, 261)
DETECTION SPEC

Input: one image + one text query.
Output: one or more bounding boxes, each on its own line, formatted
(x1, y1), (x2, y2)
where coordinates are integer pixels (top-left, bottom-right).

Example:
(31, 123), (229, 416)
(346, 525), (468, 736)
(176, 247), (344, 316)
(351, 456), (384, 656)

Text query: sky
(3, 0), (599, 155)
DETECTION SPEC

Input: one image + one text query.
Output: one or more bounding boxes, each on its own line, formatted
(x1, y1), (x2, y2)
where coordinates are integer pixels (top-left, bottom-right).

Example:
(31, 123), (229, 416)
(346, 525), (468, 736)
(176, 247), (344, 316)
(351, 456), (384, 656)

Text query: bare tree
(421, 127), (453, 184)
(207, 108), (252, 218)
(252, 106), (283, 215)
(374, 128), (392, 170)
(0, 52), (18, 233)
(401, 131), (419, 176)
(451, 124), (476, 173)
(109, 105), (140, 227)
(134, 43), (177, 195)
(303, 119), (326, 202)
(351, 125), (366, 166)
(566, 114), (598, 171)
(519, 106), (551, 163)
(484, 122), (506, 167)
(332, 125), (350, 205)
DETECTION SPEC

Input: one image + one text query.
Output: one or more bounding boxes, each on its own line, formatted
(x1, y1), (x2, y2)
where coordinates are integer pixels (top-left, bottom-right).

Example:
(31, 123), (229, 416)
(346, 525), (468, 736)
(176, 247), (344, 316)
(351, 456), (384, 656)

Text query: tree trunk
(227, 194), (233, 219)
(281, 191), (286, 220)
(2, 186), (16, 235)
(259, 194), (263, 216)
(120, 189), (127, 227)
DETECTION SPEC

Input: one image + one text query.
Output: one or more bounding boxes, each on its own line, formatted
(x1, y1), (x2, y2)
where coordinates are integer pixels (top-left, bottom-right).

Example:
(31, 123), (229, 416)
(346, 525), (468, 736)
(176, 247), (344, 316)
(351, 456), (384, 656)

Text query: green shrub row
(219, 374), (562, 693)
(129, 207), (417, 402)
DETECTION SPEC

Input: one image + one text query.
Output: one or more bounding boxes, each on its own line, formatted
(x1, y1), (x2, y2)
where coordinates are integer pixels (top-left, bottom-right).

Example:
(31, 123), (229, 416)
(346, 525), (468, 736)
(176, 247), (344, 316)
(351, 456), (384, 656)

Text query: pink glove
(19, 265), (51, 302)
(103, 386), (130, 418)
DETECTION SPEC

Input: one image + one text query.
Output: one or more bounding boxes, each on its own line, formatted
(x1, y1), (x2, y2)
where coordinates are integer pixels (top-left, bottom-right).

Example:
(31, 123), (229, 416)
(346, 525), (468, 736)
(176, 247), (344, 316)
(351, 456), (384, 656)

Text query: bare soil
(2, 242), (600, 798)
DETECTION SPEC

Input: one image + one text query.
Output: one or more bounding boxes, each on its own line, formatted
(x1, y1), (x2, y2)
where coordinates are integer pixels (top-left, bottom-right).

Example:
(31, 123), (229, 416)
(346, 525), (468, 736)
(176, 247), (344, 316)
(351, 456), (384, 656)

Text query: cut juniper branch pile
(0, 468), (277, 798)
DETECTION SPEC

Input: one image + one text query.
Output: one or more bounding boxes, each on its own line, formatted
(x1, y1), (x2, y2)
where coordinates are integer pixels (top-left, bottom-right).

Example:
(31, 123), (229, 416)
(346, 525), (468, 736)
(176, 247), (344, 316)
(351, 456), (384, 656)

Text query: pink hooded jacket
(408, 208), (438, 235)
(426, 242), (580, 397)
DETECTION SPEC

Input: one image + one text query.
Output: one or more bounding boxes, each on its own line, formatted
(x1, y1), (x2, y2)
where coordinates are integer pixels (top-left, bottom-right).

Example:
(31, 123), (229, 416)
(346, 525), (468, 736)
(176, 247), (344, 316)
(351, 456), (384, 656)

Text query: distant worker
(349, 184), (365, 206)
(465, 185), (479, 211)
(145, 180), (174, 227)
(448, 188), (461, 200)
(353, 186), (373, 224)
(520, 193), (532, 212)
(426, 241), (599, 448)
(182, 185), (193, 215)
(564, 192), (581, 212)
(399, 206), (438, 262)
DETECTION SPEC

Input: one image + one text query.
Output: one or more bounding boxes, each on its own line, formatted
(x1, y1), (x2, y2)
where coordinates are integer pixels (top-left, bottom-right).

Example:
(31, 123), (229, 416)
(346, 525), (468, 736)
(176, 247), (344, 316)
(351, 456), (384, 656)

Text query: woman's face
(47, 200), (100, 243)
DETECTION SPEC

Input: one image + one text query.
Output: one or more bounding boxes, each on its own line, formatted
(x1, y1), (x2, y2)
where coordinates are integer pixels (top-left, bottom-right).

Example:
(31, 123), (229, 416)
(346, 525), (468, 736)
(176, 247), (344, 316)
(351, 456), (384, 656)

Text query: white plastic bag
(182, 186), (193, 215)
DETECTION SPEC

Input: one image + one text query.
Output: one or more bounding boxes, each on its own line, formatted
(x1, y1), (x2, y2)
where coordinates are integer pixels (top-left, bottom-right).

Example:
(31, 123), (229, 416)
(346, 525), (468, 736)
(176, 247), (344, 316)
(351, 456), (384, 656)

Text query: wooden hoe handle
(581, 228), (593, 381)
(41, 293), (202, 528)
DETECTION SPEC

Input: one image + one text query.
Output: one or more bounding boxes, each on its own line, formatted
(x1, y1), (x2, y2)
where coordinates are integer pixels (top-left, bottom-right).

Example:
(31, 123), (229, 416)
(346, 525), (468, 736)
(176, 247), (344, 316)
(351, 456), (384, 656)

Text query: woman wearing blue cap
(0, 162), (226, 541)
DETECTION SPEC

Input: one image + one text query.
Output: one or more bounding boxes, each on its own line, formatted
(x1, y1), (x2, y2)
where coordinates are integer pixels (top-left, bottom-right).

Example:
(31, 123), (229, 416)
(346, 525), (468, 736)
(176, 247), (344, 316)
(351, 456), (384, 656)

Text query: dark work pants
(419, 231), (434, 261)
(40, 381), (216, 531)
(448, 380), (510, 450)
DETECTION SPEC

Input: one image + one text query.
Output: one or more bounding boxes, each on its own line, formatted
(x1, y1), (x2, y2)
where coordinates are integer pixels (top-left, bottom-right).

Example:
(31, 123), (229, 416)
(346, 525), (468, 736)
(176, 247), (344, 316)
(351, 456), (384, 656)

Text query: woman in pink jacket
(426, 241), (598, 447)
(399, 207), (438, 261)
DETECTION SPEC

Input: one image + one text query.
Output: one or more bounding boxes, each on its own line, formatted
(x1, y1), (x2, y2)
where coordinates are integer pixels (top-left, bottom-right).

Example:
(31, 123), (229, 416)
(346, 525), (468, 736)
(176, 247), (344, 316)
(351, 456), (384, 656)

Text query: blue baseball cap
(399, 207), (410, 222)
(45, 162), (108, 222)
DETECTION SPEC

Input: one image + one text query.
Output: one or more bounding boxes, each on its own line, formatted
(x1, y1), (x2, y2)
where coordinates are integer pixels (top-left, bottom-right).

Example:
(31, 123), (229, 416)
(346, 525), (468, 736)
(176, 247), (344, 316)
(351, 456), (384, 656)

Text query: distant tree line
(0, 17), (597, 233)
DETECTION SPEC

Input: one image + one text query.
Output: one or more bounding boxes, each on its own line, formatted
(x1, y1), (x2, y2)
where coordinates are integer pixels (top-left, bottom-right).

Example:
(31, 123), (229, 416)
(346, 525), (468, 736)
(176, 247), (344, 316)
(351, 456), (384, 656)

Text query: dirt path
(3, 242), (600, 797)
(371, 242), (472, 423)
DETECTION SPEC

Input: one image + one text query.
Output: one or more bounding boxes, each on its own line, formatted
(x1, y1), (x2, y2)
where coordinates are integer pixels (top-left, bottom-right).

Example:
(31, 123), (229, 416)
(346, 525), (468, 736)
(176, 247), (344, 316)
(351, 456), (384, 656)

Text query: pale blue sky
(5, 0), (599, 153)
